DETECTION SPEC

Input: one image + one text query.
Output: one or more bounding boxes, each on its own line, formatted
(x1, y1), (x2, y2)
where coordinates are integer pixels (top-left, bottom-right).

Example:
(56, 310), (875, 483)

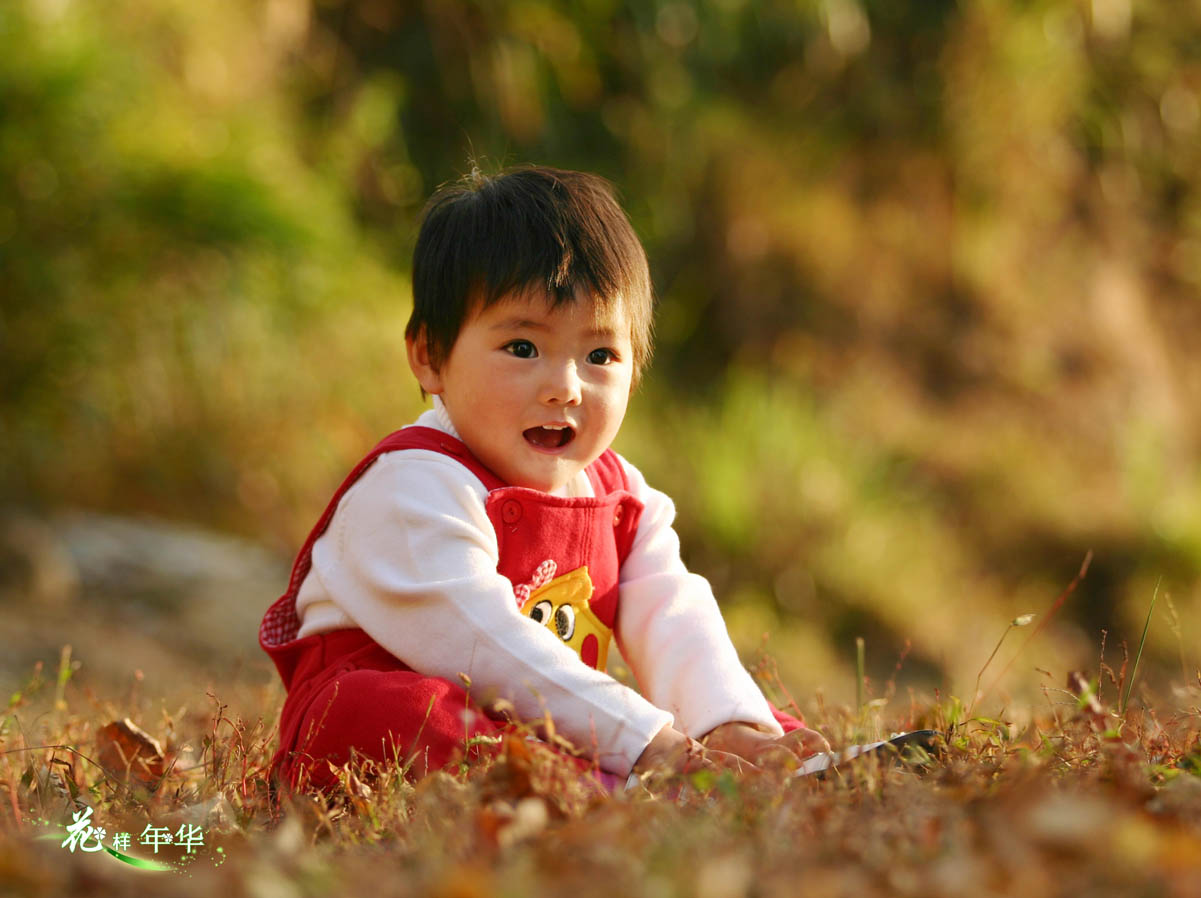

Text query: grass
(2, 656), (1201, 898)
(1122, 578), (1162, 717)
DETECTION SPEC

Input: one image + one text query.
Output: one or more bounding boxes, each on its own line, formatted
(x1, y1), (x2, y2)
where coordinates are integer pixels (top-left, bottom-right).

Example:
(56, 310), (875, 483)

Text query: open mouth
(523, 425), (576, 450)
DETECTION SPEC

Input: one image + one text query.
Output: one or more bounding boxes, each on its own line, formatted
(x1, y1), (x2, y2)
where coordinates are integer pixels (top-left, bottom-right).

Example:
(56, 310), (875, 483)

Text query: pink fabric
(772, 703), (806, 732)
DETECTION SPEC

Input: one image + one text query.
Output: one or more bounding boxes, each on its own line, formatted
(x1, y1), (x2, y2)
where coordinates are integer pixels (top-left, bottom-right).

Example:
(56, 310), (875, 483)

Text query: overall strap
(375, 427), (508, 492)
(259, 426), (506, 650)
(584, 449), (630, 496)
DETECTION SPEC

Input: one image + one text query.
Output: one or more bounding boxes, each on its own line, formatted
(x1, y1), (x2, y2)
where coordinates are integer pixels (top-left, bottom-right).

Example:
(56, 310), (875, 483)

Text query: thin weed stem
(969, 616), (1026, 719)
(855, 637), (866, 724)
(979, 550), (1093, 708)
(855, 638), (864, 734)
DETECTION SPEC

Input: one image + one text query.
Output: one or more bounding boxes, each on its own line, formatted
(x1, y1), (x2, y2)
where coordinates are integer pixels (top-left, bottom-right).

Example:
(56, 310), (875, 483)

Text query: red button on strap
(502, 500), (523, 524)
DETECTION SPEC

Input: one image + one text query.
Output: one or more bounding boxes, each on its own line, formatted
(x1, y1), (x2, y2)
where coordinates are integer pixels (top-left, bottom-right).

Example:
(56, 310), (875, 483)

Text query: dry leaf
(96, 718), (166, 789)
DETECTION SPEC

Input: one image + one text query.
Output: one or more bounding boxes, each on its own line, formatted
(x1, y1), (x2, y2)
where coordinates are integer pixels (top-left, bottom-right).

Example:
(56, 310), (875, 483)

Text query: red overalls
(260, 427), (805, 790)
(258, 426), (645, 789)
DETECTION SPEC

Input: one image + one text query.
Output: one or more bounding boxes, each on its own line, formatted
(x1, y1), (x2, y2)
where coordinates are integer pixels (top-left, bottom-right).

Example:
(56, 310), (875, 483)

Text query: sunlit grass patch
(3, 653), (1201, 898)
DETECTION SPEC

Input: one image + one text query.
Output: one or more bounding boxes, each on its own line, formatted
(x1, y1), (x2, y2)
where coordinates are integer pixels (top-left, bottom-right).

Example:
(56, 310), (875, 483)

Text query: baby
(259, 165), (826, 789)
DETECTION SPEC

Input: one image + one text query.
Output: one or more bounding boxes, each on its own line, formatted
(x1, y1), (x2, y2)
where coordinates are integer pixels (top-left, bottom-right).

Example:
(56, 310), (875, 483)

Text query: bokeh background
(2, 0), (1199, 711)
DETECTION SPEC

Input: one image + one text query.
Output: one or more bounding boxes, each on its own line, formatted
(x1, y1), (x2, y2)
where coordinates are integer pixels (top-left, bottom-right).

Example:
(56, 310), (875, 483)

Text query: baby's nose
(540, 361), (582, 405)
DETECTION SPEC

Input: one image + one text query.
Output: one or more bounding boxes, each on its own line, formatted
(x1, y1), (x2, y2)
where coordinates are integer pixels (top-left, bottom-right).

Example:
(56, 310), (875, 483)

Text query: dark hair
(407, 165), (654, 380)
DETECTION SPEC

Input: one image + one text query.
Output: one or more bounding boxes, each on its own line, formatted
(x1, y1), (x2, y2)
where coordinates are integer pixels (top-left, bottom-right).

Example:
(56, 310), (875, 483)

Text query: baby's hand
(701, 722), (830, 771)
(632, 724), (756, 777)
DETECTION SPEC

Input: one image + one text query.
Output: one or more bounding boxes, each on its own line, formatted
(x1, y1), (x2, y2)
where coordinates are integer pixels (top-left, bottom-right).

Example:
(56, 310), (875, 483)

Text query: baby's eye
(505, 340), (538, 359)
(587, 348), (617, 365)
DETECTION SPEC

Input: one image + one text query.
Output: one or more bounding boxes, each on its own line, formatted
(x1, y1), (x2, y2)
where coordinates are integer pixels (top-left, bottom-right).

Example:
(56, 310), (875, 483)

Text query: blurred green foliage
(3, 0), (1200, 701)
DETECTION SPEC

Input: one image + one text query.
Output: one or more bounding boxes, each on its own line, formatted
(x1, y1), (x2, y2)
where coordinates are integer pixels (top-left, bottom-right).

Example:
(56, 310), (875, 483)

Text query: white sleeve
(614, 456), (783, 738)
(295, 450), (673, 776)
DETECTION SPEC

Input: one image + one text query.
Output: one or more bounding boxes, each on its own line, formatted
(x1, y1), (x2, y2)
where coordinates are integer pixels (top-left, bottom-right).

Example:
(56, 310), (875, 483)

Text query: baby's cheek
(597, 392), (630, 428)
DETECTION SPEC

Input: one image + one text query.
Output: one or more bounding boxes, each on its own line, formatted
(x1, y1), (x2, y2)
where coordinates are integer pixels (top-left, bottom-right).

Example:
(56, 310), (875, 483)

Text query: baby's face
(417, 290), (634, 492)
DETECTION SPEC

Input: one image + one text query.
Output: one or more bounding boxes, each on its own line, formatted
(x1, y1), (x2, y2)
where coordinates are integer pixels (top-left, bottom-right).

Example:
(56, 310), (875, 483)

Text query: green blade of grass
(1120, 578), (1161, 716)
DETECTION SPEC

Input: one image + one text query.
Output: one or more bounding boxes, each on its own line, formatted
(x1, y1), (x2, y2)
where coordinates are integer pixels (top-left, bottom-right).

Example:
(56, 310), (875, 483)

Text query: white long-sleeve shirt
(294, 401), (781, 775)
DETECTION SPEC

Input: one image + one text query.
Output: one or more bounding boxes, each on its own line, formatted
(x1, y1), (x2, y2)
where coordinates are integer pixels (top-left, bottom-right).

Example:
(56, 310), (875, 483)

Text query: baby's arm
(613, 457), (785, 740)
(297, 450), (672, 776)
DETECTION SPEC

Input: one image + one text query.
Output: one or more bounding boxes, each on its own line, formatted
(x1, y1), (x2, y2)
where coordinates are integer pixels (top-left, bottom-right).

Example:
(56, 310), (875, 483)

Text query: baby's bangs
(472, 190), (634, 312)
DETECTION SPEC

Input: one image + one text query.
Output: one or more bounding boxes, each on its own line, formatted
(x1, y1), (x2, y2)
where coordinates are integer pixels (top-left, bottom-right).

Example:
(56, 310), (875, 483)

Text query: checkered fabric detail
(260, 593), (301, 647)
(511, 559), (558, 607)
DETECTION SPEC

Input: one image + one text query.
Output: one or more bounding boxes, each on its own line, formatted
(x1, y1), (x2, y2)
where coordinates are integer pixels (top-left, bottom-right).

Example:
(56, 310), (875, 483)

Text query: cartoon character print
(513, 559), (611, 670)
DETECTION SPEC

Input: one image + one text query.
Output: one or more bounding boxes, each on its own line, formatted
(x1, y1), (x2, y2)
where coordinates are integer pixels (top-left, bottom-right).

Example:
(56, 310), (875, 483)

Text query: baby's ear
(405, 328), (445, 396)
